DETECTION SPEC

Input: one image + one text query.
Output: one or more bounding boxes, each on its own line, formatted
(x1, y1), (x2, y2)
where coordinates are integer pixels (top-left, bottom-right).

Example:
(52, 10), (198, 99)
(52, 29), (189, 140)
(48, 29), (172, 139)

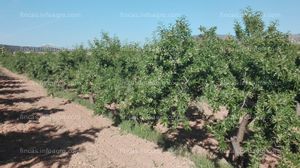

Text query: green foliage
(191, 155), (215, 168)
(1, 8), (299, 167)
(119, 120), (163, 143)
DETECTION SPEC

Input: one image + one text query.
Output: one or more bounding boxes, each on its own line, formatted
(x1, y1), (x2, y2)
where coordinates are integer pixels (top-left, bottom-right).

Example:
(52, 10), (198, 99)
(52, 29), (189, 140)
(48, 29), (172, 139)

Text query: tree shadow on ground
(0, 107), (64, 124)
(0, 125), (104, 168)
(157, 106), (211, 150)
(157, 124), (210, 151)
(0, 96), (44, 106)
(0, 75), (24, 86)
(156, 105), (228, 167)
(0, 72), (105, 167)
(0, 74), (16, 81)
(0, 84), (23, 89)
(0, 89), (28, 95)
(0, 80), (24, 85)
(0, 74), (23, 89)
(0, 73), (37, 106)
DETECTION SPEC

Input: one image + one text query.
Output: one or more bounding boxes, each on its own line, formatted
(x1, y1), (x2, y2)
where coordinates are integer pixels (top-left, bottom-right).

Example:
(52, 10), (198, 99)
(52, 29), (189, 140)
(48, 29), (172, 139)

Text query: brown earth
(0, 67), (193, 168)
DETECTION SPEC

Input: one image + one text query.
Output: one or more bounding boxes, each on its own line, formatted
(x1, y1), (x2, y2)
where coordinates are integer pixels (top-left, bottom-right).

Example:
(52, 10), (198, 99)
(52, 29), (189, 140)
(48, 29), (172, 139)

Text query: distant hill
(195, 34), (300, 44)
(289, 34), (300, 44)
(1, 34), (300, 53)
(0, 44), (65, 53)
(194, 34), (232, 40)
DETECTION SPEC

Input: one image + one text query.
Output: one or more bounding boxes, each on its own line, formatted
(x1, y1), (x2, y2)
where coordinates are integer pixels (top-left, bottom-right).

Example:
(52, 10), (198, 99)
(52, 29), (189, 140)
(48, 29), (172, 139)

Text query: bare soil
(0, 67), (193, 168)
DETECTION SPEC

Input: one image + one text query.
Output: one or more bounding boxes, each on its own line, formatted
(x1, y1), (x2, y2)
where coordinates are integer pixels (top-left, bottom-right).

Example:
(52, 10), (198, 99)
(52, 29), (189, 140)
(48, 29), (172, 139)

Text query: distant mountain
(1, 34), (300, 54)
(0, 44), (65, 53)
(194, 34), (232, 40)
(289, 34), (300, 44)
(195, 34), (300, 44)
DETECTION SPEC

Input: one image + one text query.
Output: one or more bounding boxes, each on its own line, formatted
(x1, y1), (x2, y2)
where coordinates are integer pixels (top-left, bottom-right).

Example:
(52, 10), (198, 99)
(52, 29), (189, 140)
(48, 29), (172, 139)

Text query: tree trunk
(237, 114), (251, 142)
(296, 101), (300, 117)
(231, 114), (252, 160)
(89, 94), (95, 104)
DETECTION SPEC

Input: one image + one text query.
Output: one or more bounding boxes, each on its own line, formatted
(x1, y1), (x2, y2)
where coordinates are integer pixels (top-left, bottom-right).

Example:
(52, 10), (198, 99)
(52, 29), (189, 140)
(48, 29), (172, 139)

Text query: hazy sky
(0, 0), (299, 48)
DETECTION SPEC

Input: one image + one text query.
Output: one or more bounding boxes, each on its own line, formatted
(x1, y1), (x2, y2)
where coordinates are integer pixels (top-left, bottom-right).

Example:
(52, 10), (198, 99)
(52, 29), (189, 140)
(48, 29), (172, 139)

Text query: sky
(0, 0), (300, 48)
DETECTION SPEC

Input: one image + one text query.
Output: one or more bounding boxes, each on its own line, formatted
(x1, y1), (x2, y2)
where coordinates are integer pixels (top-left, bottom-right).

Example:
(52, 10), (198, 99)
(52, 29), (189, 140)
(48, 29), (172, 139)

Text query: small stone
(191, 145), (209, 156)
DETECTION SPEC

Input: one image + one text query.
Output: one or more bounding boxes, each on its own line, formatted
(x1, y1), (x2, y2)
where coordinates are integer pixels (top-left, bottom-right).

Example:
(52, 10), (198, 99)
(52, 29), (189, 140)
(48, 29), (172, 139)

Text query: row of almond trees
(1, 8), (300, 167)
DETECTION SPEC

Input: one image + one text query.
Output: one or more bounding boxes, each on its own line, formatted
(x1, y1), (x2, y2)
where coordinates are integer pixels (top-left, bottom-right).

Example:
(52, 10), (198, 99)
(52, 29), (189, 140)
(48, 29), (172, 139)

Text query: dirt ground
(0, 67), (193, 168)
